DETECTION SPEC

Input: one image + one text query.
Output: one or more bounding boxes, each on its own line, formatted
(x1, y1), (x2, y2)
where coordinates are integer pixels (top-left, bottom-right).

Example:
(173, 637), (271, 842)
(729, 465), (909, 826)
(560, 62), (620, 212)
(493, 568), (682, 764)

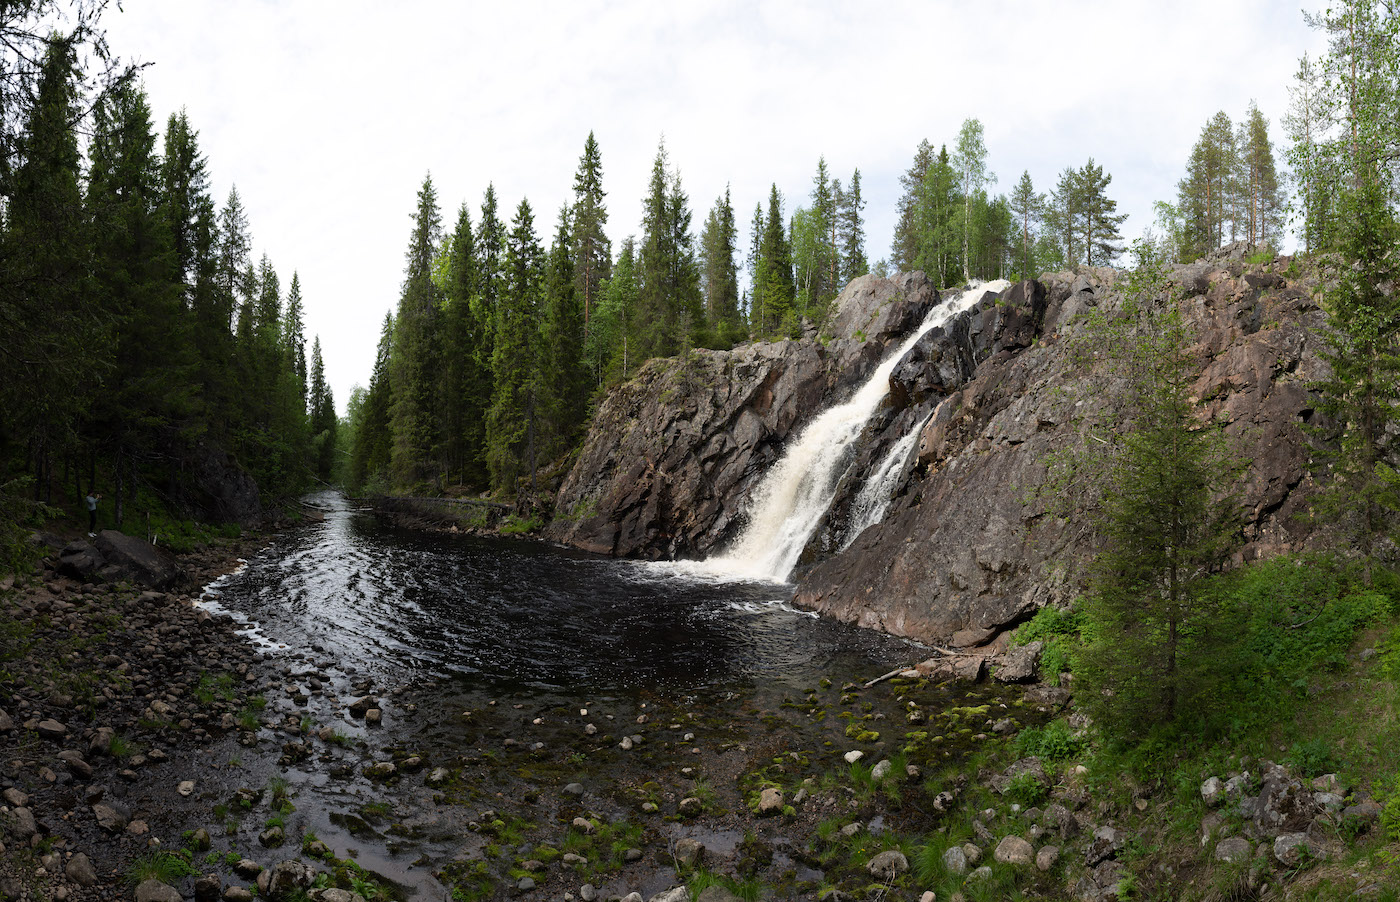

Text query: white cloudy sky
(103, 1), (1326, 415)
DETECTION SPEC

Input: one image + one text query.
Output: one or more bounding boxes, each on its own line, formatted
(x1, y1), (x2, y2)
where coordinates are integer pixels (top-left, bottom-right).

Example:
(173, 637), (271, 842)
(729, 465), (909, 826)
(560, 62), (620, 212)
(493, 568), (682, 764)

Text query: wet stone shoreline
(1, 529), (1071, 902)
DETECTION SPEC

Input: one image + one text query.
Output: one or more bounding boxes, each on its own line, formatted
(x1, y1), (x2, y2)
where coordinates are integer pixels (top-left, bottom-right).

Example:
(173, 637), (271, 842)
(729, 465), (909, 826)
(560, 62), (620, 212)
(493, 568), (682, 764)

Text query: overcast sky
(103, 1), (1327, 415)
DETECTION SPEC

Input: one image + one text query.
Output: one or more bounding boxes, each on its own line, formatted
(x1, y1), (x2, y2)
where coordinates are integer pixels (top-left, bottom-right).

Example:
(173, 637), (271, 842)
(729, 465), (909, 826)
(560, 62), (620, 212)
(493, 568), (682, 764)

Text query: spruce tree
(487, 198), (545, 495)
(441, 202), (490, 488)
(389, 174), (444, 491)
(635, 138), (700, 360)
(914, 146), (961, 287)
(892, 139), (934, 272)
(1076, 244), (1241, 736)
(543, 204), (589, 452)
(351, 312), (395, 492)
(571, 131), (610, 335)
(837, 168), (868, 283)
(308, 337), (337, 482)
(699, 187), (742, 346)
(756, 184), (796, 337)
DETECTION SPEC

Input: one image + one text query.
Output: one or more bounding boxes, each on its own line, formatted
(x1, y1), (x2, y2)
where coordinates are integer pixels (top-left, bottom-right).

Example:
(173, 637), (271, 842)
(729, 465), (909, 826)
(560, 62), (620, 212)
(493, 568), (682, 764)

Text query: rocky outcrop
(552, 249), (1326, 647)
(793, 253), (1324, 645)
(547, 273), (948, 558)
(55, 531), (183, 588)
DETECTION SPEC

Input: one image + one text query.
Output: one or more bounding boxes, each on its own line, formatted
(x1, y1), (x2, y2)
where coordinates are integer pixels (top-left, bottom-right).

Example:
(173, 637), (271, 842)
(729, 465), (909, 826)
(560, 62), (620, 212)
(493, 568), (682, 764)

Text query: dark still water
(201, 491), (921, 695)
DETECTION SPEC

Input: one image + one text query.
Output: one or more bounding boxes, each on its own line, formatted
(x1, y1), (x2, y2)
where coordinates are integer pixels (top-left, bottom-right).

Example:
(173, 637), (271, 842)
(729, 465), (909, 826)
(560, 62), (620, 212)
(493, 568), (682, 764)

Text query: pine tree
(1178, 112), (1238, 259)
(1236, 103), (1285, 248)
(571, 131), (610, 336)
(389, 174), (444, 491)
(1008, 170), (1044, 279)
(1284, 53), (1332, 252)
(1078, 159), (1127, 266)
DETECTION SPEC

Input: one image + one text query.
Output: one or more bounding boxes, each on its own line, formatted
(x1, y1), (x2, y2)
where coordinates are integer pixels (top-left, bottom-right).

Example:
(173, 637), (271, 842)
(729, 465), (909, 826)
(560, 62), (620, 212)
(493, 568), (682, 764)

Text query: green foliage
(1282, 737), (1338, 777)
(1012, 719), (1085, 764)
(1381, 774), (1400, 843)
(126, 851), (198, 886)
(1011, 605), (1082, 679)
(1074, 243), (1243, 738)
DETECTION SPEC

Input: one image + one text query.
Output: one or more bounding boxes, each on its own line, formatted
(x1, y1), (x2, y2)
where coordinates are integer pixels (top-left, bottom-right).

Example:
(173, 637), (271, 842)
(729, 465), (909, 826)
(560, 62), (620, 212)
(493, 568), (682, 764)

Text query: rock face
(548, 273), (947, 558)
(552, 251), (1325, 647)
(792, 255), (1323, 645)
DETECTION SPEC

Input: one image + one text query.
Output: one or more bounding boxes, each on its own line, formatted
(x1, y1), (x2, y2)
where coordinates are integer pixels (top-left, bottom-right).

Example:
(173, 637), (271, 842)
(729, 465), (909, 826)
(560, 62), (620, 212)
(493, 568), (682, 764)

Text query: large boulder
(94, 530), (181, 589)
(57, 539), (105, 581)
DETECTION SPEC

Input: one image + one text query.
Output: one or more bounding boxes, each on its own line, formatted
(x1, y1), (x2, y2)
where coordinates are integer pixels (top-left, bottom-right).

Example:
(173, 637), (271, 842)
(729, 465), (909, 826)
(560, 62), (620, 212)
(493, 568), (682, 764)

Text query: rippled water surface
(203, 492), (919, 695)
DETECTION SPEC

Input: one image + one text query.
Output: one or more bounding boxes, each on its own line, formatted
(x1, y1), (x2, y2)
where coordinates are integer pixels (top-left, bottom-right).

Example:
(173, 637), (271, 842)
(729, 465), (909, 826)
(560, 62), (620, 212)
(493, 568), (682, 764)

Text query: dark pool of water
(203, 491), (920, 695)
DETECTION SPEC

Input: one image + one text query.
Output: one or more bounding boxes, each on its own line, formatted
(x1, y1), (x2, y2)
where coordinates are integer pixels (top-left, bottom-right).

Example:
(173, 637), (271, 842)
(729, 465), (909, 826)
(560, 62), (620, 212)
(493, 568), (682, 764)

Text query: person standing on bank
(86, 491), (101, 537)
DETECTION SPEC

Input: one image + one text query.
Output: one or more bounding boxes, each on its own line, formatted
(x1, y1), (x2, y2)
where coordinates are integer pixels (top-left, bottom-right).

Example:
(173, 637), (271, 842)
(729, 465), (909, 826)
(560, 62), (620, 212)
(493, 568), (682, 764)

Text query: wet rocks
(866, 849), (909, 879)
(673, 838), (704, 868)
(137, 880), (185, 902)
(757, 787), (784, 816)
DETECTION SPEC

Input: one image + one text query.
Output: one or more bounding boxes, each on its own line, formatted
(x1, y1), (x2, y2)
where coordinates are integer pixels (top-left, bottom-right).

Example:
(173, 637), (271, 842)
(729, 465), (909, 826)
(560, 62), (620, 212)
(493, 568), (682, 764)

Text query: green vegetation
(126, 851), (198, 886)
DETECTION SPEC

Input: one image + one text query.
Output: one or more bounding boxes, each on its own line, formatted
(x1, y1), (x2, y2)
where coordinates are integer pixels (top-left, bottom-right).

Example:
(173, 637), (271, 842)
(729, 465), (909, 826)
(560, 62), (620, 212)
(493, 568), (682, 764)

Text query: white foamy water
(840, 410), (931, 550)
(662, 280), (1007, 583)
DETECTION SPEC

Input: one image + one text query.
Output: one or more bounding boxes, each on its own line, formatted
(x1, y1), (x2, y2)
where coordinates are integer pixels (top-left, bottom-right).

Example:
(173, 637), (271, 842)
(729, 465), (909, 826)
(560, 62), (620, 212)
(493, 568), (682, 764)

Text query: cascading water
(839, 410), (932, 551)
(693, 280), (1008, 582)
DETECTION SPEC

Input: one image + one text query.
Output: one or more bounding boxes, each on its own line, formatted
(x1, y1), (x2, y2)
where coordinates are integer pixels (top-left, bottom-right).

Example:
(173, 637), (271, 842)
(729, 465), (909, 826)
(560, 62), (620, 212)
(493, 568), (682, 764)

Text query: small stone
(427, 767), (450, 786)
(579, 885), (598, 902)
(624, 848), (643, 862)
(678, 797), (703, 817)
(258, 825), (284, 847)
(757, 787), (784, 816)
(649, 888), (690, 902)
(994, 835), (1035, 866)
(571, 817), (595, 833)
(870, 759), (891, 781)
(1215, 837), (1252, 863)
(1200, 776), (1225, 807)
(190, 828), (212, 851)
(65, 852), (98, 886)
(562, 853), (588, 866)
(919, 893), (936, 902)
(5, 807), (36, 840)
(177, 780), (196, 797)
(584, 723), (597, 735)
(135, 880), (183, 902)
(92, 802), (128, 833)
(36, 719), (67, 740)
(962, 843), (983, 865)
(224, 888), (254, 902)
(1036, 845), (1060, 871)
(516, 877), (535, 891)
(563, 782), (585, 797)
(843, 750), (864, 764)
(347, 697), (378, 717)
(233, 860), (263, 878)
(194, 874), (222, 902)
(840, 822), (863, 837)
(364, 709), (381, 725)
(866, 849), (908, 880)
(673, 838), (704, 868)
(2, 788), (27, 807)
(620, 737), (634, 750)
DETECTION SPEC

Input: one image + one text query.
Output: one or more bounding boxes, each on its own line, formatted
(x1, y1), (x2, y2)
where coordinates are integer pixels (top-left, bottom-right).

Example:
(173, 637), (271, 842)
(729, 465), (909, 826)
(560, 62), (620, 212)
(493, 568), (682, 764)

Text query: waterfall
(693, 280), (1008, 582)
(839, 411), (931, 551)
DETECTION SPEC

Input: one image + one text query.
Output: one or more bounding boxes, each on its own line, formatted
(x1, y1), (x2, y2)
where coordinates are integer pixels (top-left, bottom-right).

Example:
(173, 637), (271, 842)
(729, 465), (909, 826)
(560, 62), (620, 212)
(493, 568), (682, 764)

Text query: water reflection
(202, 491), (916, 693)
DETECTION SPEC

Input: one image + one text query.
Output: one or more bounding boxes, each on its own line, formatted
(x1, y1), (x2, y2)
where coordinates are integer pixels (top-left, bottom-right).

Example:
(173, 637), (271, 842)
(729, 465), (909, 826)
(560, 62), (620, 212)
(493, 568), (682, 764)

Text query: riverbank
(4, 523), (1399, 902)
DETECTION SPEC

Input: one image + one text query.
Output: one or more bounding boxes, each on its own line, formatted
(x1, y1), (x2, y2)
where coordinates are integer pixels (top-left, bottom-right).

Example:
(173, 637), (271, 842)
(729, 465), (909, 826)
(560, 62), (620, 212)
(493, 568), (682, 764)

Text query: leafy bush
(1381, 774), (1400, 843)
(1005, 770), (1049, 807)
(1283, 738), (1337, 777)
(1010, 605), (1082, 680)
(1012, 719), (1085, 764)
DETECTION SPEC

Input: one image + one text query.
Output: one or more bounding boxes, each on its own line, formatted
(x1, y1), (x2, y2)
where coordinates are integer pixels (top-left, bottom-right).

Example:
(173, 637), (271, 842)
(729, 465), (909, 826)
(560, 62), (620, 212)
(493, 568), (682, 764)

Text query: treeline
(347, 138), (872, 500)
(888, 118), (1129, 285)
(0, 12), (333, 540)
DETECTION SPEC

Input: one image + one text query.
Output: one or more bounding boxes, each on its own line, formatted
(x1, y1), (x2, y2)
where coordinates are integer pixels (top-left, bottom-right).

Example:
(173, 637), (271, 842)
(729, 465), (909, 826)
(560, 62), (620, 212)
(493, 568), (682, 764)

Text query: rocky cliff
(550, 248), (1326, 649)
